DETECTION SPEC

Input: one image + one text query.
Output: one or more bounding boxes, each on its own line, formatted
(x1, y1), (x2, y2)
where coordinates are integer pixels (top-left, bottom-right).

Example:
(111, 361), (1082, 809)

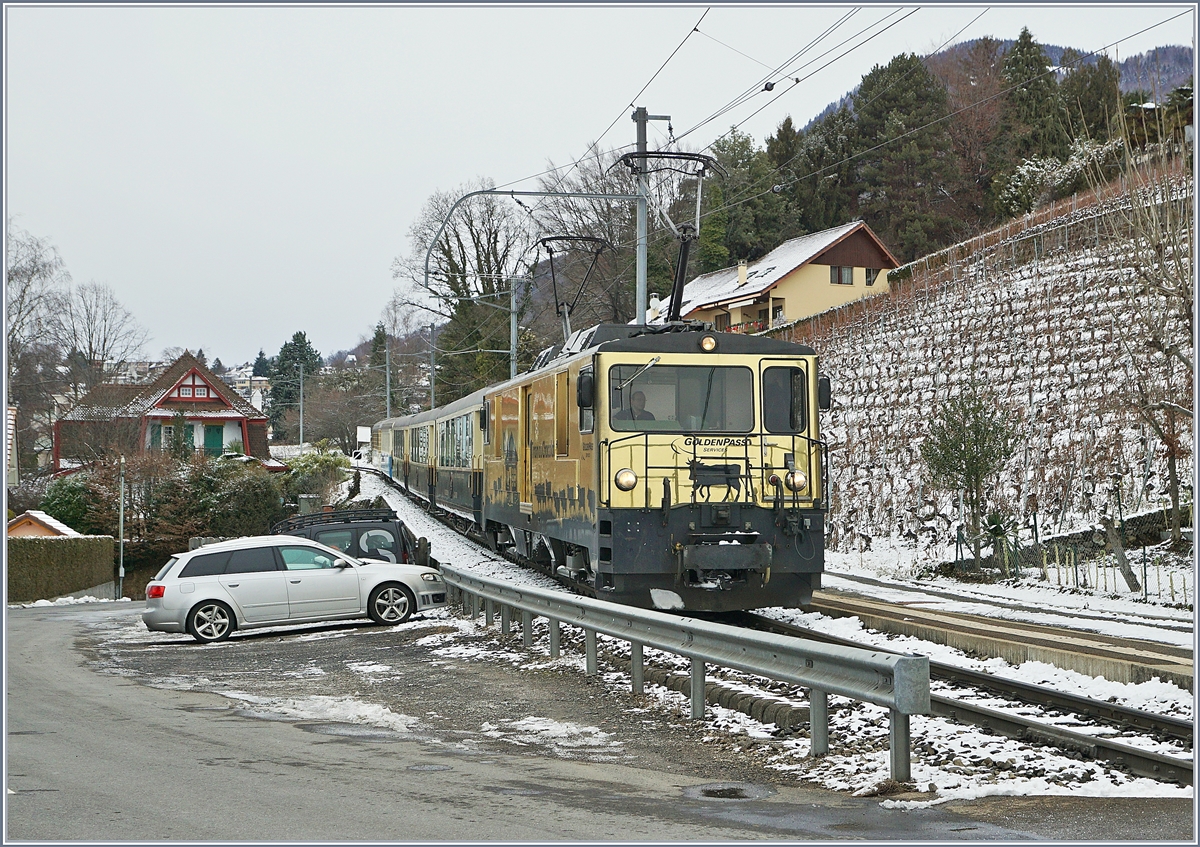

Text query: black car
(271, 508), (434, 568)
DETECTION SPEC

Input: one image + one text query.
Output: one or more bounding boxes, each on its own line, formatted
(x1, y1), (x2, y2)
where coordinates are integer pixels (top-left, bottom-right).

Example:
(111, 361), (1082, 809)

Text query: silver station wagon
(143, 535), (448, 643)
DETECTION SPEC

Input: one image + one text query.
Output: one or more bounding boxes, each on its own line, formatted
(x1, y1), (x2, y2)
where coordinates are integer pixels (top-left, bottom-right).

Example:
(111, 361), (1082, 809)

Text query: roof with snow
(654, 221), (899, 321)
(8, 510), (81, 537)
(60, 351), (268, 423)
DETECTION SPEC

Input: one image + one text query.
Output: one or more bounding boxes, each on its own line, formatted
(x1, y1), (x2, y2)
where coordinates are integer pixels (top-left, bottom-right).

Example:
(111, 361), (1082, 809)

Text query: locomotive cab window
(609, 364), (753, 432)
(762, 366), (807, 433)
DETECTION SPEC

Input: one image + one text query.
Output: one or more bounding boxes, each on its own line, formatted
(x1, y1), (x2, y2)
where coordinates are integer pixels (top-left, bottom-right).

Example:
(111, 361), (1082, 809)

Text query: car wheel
(186, 601), (235, 644)
(369, 583), (414, 625)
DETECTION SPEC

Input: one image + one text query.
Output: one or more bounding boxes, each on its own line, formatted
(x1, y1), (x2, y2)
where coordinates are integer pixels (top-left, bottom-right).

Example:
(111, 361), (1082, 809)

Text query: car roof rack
(271, 508), (399, 534)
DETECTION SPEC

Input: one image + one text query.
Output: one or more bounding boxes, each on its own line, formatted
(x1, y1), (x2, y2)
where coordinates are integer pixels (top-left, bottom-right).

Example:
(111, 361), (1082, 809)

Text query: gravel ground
(74, 603), (1195, 843)
(83, 610), (802, 789)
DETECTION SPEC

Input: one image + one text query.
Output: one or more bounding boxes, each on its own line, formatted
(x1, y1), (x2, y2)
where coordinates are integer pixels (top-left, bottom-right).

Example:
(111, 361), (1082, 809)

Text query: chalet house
(661, 221), (900, 333)
(53, 352), (273, 471)
(7, 509), (81, 537)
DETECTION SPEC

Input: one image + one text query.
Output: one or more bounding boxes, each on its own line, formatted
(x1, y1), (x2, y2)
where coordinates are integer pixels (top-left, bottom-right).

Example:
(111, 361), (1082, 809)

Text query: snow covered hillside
(778, 172), (1193, 559)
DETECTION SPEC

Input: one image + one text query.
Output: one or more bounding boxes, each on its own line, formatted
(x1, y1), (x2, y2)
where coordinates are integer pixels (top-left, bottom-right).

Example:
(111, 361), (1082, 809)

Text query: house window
(758, 308), (768, 323)
(772, 304), (785, 324)
(866, 268), (880, 286)
(195, 386), (208, 398)
(714, 313), (730, 331)
(830, 266), (853, 285)
(180, 386), (193, 397)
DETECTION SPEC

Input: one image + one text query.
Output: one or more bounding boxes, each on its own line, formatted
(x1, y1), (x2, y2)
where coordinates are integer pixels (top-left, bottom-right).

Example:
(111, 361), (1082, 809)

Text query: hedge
(117, 540), (184, 600)
(6, 536), (115, 603)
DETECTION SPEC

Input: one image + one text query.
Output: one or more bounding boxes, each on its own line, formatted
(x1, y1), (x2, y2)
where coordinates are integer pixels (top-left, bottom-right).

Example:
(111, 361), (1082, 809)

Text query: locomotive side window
(578, 367), (594, 434)
(609, 365), (753, 432)
(762, 366), (807, 433)
(555, 371), (569, 456)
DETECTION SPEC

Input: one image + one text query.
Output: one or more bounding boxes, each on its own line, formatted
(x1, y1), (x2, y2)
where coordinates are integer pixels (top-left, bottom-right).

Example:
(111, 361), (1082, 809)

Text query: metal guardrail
(440, 565), (930, 781)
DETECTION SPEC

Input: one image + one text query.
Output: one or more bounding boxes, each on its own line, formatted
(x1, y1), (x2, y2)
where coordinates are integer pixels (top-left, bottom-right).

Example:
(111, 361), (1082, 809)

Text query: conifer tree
(1000, 28), (1068, 160)
(711, 129), (788, 261)
(855, 54), (960, 260)
(1058, 51), (1121, 142)
(252, 349), (271, 377)
(696, 183), (730, 274)
(268, 332), (322, 439)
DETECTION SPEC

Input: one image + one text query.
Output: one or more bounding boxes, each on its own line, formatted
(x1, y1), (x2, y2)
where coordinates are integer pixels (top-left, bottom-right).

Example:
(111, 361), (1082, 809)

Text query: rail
(440, 564), (930, 782)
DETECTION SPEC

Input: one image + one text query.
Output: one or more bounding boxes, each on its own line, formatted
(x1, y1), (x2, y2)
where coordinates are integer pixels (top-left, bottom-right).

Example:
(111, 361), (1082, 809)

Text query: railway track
(359, 464), (1194, 785)
(808, 590), (1193, 692)
(729, 611), (1193, 787)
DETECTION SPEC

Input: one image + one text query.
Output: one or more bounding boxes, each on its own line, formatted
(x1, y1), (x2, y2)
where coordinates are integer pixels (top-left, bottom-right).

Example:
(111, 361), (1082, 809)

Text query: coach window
(762, 366), (806, 433)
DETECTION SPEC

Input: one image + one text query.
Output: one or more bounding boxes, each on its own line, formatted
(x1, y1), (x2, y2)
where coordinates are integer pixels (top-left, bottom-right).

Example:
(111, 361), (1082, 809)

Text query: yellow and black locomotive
(373, 322), (829, 613)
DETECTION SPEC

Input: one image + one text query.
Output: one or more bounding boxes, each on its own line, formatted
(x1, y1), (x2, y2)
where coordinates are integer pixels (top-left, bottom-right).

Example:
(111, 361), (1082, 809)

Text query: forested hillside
(389, 28), (1193, 407)
(774, 162), (1193, 554)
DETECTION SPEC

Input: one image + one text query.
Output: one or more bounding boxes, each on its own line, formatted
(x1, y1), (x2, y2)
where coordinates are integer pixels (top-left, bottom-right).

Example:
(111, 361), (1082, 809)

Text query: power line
(526, 7), (710, 207)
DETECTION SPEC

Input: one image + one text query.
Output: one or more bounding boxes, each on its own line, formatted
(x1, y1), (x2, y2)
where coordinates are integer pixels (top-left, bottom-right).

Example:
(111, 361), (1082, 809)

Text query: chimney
(737, 260), (747, 286)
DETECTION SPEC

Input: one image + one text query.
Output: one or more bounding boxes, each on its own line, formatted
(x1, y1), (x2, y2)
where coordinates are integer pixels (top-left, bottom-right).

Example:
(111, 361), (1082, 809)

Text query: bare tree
(532, 146), (688, 331)
(6, 223), (74, 475)
(1086, 110), (1193, 543)
(51, 282), (149, 395)
(5, 222), (71, 395)
(390, 177), (536, 404)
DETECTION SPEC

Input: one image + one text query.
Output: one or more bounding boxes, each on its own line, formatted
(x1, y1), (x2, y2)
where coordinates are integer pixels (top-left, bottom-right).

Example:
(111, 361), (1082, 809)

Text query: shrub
(283, 444), (350, 505)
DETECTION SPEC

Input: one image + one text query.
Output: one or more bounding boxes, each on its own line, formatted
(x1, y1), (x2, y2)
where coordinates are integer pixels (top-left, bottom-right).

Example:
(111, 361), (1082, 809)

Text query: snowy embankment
(781, 191), (1192, 562)
(348, 470), (1192, 805)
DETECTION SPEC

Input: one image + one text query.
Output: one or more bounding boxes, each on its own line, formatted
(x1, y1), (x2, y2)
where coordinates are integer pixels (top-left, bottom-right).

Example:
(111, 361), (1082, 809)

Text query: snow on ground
(29, 467), (1192, 805)
(346, 469), (1194, 803)
(10, 595), (132, 608)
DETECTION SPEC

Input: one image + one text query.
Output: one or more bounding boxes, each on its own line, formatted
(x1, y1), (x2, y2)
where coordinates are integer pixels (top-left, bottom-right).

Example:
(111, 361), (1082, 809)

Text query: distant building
(53, 351), (273, 470)
(7, 406), (18, 487)
(220, 364), (271, 409)
(7, 510), (81, 537)
(657, 221), (900, 333)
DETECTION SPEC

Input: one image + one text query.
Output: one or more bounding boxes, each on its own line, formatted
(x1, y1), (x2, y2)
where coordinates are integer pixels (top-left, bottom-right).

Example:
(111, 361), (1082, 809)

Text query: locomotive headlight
(784, 470), (808, 492)
(615, 468), (638, 491)
(699, 334), (718, 352)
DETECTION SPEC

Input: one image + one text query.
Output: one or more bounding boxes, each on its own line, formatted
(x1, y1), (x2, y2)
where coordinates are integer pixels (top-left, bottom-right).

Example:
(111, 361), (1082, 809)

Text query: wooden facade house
(7, 509), (82, 537)
(53, 352), (273, 471)
(662, 221), (900, 333)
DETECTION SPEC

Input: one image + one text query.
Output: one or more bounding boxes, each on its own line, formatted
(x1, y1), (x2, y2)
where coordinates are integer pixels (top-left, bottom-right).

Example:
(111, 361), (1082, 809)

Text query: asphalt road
(4, 602), (1192, 842)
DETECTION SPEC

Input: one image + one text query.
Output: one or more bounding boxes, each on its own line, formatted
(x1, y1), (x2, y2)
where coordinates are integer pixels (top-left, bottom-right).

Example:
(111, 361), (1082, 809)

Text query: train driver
(615, 390), (656, 421)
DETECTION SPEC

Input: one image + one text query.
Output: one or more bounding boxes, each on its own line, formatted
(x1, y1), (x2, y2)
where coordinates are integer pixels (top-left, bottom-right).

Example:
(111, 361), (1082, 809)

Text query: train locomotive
(373, 321), (829, 613)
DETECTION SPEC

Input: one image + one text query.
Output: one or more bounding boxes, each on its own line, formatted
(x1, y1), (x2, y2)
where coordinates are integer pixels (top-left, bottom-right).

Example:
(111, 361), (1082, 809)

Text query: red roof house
(53, 352), (272, 470)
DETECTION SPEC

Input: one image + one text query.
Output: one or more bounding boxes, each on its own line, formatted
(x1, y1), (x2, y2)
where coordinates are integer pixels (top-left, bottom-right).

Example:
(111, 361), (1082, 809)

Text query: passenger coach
(374, 323), (829, 613)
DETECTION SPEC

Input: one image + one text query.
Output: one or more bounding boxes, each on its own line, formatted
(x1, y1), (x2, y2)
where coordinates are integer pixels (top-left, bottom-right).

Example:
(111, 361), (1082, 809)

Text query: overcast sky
(5, 3), (1195, 366)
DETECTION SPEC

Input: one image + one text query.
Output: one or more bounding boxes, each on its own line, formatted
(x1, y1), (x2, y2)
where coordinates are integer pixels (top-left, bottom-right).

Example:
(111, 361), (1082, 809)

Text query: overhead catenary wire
(525, 7), (711, 208)
(693, 9), (1194, 237)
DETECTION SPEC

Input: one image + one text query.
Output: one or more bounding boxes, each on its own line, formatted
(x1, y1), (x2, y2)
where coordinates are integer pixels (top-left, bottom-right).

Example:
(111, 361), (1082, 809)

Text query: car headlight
(421, 572), (441, 582)
(615, 468), (638, 491)
(784, 470), (807, 492)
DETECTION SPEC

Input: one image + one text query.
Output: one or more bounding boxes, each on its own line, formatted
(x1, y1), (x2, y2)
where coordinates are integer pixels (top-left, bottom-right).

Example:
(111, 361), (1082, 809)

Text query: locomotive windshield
(609, 364), (753, 432)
